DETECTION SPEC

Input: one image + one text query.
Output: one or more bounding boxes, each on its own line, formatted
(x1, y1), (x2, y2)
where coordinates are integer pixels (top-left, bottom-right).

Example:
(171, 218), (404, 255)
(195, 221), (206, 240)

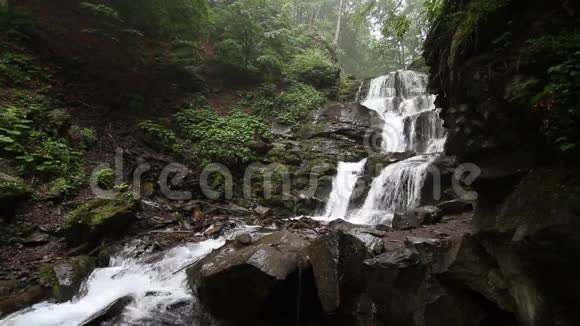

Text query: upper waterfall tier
(359, 71), (446, 154)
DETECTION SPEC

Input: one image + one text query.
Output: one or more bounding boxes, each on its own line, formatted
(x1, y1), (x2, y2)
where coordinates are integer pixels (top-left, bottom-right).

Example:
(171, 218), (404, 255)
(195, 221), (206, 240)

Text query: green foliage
(213, 0), (337, 81)
(449, 0), (510, 67)
(276, 83), (327, 126)
(80, 2), (122, 21)
(383, 15), (411, 41)
(96, 168), (115, 190)
(339, 76), (362, 102)
(174, 109), (272, 165)
(1, 102), (85, 197)
(0, 173), (29, 199)
(17, 133), (84, 181)
(234, 81), (327, 127)
(287, 49), (340, 98)
(0, 106), (33, 152)
(0, 52), (48, 87)
(138, 120), (177, 153)
(80, 127), (97, 148)
(110, 0), (210, 39)
(80, 2), (143, 42)
(48, 177), (79, 199)
(422, 0), (444, 26)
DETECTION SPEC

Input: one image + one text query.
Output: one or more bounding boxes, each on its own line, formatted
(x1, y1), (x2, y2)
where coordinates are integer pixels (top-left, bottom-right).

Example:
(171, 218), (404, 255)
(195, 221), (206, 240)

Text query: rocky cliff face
(425, 0), (580, 325)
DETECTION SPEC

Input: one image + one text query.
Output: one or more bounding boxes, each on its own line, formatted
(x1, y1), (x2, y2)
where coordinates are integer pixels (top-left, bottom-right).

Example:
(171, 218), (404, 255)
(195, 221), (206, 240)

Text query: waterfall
(319, 70), (446, 225)
(351, 155), (434, 225)
(1, 227), (258, 326)
(361, 71), (445, 154)
(320, 159), (366, 221)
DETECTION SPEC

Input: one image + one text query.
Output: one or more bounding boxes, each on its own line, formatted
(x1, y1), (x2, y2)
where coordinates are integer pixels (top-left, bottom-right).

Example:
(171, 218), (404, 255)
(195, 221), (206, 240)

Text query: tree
(383, 14), (411, 69)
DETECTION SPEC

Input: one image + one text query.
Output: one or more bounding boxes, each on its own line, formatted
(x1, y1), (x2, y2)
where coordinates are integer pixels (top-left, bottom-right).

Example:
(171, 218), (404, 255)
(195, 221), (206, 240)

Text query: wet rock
(79, 295), (133, 326)
(235, 233), (252, 245)
(392, 206), (443, 230)
(253, 205), (272, 218)
(364, 248), (427, 325)
(204, 225), (222, 237)
(436, 199), (473, 215)
(0, 283), (47, 317)
(22, 229), (50, 246)
(187, 231), (309, 324)
(62, 193), (139, 246)
(41, 256), (96, 302)
(375, 224), (389, 231)
(307, 231), (371, 317)
(364, 152), (416, 178)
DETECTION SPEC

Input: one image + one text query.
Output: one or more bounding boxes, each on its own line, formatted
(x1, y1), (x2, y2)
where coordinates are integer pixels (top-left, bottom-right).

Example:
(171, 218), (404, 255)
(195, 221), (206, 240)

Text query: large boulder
(40, 256), (96, 302)
(306, 231), (371, 320)
(364, 248), (427, 325)
(0, 173), (30, 218)
(392, 206), (443, 230)
(186, 231), (313, 325)
(0, 282), (47, 317)
(469, 165), (580, 325)
(79, 295), (133, 326)
(300, 102), (382, 147)
(364, 246), (487, 326)
(62, 193), (139, 245)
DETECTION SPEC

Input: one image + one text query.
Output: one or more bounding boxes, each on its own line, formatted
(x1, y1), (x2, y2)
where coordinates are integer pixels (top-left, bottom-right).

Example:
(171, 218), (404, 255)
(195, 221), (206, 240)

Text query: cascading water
(362, 71), (445, 154)
(319, 70), (446, 225)
(1, 227), (258, 326)
(350, 155), (434, 225)
(320, 159), (366, 220)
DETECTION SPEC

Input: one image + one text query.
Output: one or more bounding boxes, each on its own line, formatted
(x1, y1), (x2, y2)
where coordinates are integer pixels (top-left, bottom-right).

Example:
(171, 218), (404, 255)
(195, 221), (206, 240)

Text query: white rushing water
(320, 159), (367, 221)
(362, 71), (445, 154)
(351, 155), (434, 225)
(1, 227), (258, 326)
(320, 70), (446, 225)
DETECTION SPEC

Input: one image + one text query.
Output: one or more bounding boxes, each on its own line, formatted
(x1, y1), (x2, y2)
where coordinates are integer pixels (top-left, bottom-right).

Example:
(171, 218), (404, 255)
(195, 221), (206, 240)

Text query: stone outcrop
(391, 206), (443, 230)
(252, 102), (383, 216)
(40, 256), (96, 302)
(0, 173), (30, 218)
(424, 1), (580, 324)
(62, 193), (140, 245)
(306, 231), (371, 319)
(186, 231), (317, 325)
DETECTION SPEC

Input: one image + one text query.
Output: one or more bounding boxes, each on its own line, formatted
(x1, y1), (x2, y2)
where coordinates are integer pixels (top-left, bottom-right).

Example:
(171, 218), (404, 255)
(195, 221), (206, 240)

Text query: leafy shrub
(174, 109), (272, 165)
(287, 50), (341, 98)
(80, 2), (143, 42)
(0, 53), (39, 87)
(137, 120), (177, 153)
(80, 127), (97, 148)
(17, 133), (84, 179)
(0, 106), (33, 153)
(276, 83), (326, 127)
(526, 31), (580, 153)
(215, 39), (247, 71)
(1, 103), (85, 197)
(96, 168), (115, 190)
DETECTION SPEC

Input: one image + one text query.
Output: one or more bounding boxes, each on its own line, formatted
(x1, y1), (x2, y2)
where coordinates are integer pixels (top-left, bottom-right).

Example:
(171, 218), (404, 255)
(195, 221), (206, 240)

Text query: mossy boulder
(62, 193), (139, 245)
(0, 173), (31, 218)
(39, 256), (96, 302)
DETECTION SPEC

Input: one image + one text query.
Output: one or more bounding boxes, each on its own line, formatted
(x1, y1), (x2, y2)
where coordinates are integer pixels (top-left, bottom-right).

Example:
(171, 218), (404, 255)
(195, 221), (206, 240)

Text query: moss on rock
(0, 173), (31, 218)
(0, 173), (30, 200)
(63, 193), (139, 245)
(38, 256), (96, 302)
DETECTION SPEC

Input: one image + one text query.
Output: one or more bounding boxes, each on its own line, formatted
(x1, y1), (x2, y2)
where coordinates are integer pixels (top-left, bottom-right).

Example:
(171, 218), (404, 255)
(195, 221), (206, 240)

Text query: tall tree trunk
(401, 40), (406, 70)
(333, 0), (344, 47)
(311, 2), (322, 26)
